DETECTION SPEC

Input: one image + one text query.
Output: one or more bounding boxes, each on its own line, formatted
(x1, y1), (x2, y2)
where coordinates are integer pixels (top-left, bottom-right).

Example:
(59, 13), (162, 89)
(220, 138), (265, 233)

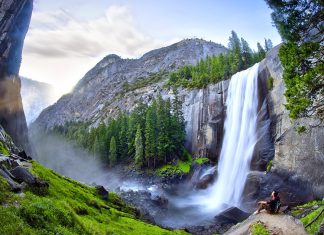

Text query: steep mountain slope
(34, 39), (227, 129)
(21, 77), (59, 124)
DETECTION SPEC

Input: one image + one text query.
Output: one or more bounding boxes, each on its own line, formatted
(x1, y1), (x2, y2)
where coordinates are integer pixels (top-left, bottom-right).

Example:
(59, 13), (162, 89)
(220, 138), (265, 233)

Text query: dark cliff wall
(0, 0), (33, 154)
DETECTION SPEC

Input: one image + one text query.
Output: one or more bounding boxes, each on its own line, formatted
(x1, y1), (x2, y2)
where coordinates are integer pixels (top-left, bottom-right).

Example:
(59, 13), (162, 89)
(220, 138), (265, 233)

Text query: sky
(20, 0), (282, 96)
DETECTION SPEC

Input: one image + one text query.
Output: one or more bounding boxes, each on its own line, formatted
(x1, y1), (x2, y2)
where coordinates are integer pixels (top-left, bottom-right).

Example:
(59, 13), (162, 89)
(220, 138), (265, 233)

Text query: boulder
(10, 166), (37, 185)
(18, 150), (32, 160)
(95, 185), (109, 201)
(0, 168), (22, 192)
(152, 195), (168, 207)
(214, 207), (250, 225)
(196, 173), (215, 189)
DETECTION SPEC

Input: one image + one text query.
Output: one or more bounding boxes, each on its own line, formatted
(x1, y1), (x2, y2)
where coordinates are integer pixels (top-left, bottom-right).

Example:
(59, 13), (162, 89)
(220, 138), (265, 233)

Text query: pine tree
(257, 42), (266, 61)
(228, 30), (243, 71)
(145, 103), (158, 168)
(134, 124), (144, 168)
(172, 89), (186, 158)
(119, 114), (128, 160)
(241, 38), (253, 69)
(264, 38), (273, 52)
(93, 136), (100, 157)
(109, 136), (117, 166)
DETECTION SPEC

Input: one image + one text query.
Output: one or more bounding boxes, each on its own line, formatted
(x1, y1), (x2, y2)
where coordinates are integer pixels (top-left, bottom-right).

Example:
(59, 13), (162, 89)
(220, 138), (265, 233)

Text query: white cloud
(20, 5), (174, 95)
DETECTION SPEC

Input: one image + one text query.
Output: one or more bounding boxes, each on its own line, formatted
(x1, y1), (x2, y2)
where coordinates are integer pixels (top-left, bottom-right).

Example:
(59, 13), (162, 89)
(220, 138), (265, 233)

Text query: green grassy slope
(0, 161), (188, 235)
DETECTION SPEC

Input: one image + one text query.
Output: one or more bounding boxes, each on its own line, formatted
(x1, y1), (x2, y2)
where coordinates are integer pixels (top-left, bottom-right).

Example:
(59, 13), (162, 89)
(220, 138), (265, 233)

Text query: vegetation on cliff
(0, 161), (188, 235)
(166, 31), (272, 89)
(265, 0), (324, 120)
(291, 200), (324, 234)
(52, 93), (186, 169)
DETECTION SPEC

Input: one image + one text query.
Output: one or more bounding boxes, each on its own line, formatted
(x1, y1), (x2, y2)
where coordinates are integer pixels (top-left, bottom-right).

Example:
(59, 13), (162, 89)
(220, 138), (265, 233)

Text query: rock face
(243, 45), (324, 207)
(0, 0), (32, 154)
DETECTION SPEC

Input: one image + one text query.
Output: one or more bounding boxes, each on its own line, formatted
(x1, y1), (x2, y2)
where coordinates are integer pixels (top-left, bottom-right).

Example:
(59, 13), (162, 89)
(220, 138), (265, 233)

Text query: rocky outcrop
(0, 124), (48, 192)
(0, 0), (32, 154)
(225, 212), (307, 235)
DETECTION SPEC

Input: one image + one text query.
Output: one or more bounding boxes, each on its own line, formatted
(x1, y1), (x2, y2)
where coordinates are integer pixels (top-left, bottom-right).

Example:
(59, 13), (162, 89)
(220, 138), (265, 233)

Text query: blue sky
(21, 0), (281, 95)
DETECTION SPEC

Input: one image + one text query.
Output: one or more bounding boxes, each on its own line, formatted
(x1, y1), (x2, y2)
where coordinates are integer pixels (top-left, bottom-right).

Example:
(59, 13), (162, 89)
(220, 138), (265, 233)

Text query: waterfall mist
(29, 129), (142, 191)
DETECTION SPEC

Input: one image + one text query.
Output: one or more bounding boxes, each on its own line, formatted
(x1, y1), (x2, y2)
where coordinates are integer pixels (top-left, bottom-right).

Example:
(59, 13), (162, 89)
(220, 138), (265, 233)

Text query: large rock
(214, 207), (250, 225)
(225, 213), (307, 235)
(0, 0), (33, 154)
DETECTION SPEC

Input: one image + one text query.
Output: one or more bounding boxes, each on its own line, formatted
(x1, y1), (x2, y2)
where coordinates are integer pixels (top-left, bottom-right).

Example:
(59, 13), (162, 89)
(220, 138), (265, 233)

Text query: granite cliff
(0, 0), (32, 154)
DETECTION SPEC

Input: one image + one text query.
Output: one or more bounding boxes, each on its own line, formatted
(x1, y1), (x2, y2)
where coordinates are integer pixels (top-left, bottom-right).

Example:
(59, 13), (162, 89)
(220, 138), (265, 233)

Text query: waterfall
(209, 62), (259, 208)
(162, 63), (260, 227)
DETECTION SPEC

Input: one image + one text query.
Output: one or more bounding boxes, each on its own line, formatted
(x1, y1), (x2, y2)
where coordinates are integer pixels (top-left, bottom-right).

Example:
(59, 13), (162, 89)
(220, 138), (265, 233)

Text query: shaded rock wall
(0, 0), (32, 154)
(182, 81), (228, 162)
(243, 45), (324, 207)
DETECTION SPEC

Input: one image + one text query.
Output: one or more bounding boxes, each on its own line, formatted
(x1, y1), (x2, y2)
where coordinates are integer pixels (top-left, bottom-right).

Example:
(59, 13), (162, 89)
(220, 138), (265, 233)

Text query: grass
(156, 156), (209, 178)
(250, 222), (270, 235)
(194, 157), (209, 165)
(266, 160), (272, 172)
(291, 200), (324, 234)
(267, 76), (274, 90)
(296, 125), (307, 134)
(0, 161), (188, 235)
(0, 140), (9, 155)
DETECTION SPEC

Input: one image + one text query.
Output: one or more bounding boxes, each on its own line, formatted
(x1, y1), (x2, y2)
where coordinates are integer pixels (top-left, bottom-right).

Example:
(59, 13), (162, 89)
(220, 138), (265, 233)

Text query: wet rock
(18, 150), (32, 160)
(10, 166), (36, 184)
(95, 185), (109, 201)
(0, 167), (22, 192)
(214, 207), (250, 225)
(196, 173), (215, 189)
(152, 195), (168, 207)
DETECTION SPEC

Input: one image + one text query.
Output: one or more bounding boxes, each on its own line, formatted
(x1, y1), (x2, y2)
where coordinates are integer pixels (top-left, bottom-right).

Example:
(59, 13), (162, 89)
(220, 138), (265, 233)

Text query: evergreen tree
(145, 103), (158, 168)
(265, 0), (324, 119)
(264, 38), (273, 52)
(134, 124), (144, 168)
(241, 38), (253, 69)
(93, 136), (100, 157)
(119, 114), (128, 160)
(257, 42), (266, 61)
(172, 89), (186, 158)
(228, 30), (243, 71)
(109, 136), (117, 166)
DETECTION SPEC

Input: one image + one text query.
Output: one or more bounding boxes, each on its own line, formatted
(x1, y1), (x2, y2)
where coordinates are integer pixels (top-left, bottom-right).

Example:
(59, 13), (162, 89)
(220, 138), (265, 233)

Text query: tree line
(52, 92), (186, 169)
(167, 31), (273, 89)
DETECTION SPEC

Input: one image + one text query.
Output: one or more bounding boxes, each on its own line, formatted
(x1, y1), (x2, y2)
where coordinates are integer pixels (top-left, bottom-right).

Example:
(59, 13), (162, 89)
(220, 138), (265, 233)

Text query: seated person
(255, 191), (281, 214)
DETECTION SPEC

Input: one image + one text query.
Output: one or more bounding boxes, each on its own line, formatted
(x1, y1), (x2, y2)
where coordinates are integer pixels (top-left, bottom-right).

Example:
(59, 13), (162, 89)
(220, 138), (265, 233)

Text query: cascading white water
(209, 62), (260, 208)
(160, 63), (261, 227)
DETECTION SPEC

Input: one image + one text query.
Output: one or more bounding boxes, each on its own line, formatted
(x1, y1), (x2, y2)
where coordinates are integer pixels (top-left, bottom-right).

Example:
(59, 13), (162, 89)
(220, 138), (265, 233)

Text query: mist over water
(29, 131), (142, 191)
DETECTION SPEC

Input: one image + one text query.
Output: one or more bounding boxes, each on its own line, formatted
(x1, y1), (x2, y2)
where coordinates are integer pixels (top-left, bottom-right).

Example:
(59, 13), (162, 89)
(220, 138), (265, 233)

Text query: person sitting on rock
(255, 191), (281, 214)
